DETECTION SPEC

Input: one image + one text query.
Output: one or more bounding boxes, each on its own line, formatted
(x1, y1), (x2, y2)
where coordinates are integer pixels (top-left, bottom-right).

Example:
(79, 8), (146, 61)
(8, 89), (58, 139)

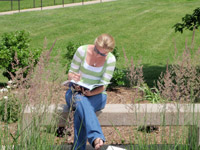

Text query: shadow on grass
(143, 64), (167, 88)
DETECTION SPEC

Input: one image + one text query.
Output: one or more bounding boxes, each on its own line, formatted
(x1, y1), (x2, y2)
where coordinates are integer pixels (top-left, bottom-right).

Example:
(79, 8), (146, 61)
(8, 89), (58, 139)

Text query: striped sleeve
(69, 46), (85, 73)
(100, 54), (116, 84)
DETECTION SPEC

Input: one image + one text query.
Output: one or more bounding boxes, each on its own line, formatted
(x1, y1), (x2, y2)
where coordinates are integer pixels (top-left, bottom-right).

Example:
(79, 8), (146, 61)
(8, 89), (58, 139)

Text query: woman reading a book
(65, 33), (116, 150)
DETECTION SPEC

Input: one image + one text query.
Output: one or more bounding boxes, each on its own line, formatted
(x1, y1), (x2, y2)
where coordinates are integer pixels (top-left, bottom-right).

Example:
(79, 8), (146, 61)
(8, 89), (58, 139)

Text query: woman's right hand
(68, 72), (81, 82)
(68, 72), (81, 91)
(73, 84), (81, 91)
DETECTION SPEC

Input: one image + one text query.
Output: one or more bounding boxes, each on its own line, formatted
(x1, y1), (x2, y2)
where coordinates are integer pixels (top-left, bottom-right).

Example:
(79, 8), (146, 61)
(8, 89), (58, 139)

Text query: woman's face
(94, 45), (109, 57)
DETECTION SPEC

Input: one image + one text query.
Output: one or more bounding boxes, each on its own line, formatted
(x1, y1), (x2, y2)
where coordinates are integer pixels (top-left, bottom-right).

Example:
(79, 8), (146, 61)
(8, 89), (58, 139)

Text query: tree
(173, 7), (200, 33)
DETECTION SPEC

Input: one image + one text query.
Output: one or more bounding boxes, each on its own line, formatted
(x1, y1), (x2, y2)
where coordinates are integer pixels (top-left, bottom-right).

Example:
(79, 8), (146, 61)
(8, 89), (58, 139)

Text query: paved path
(0, 0), (116, 16)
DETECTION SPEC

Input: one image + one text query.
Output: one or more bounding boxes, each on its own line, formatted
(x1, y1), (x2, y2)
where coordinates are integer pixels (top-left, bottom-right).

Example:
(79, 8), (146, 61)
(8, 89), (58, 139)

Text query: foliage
(0, 95), (21, 123)
(173, 7), (200, 33)
(109, 68), (127, 87)
(64, 41), (83, 74)
(123, 48), (144, 88)
(137, 84), (162, 103)
(0, 40), (70, 149)
(112, 46), (120, 61)
(0, 30), (42, 80)
(157, 44), (200, 102)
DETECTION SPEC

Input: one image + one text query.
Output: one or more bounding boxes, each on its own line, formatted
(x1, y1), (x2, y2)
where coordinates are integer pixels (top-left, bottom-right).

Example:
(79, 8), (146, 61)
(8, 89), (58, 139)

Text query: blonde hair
(94, 33), (115, 52)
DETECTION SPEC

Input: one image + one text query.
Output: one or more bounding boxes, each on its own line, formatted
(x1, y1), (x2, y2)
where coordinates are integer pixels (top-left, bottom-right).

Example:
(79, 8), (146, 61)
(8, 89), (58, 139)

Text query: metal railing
(0, 0), (103, 12)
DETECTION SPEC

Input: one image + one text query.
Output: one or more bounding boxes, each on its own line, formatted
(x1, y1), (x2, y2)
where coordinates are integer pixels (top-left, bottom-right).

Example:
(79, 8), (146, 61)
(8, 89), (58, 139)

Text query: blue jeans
(65, 88), (107, 150)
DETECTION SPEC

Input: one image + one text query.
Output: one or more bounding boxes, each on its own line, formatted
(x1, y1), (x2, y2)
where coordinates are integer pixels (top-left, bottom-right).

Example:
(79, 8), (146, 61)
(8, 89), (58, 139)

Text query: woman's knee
(74, 95), (85, 108)
(66, 94), (86, 111)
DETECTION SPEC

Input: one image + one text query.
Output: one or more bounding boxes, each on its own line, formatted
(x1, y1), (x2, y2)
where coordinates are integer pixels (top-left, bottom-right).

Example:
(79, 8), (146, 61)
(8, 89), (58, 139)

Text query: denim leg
(65, 89), (87, 150)
(65, 89), (107, 150)
(73, 110), (87, 150)
(82, 93), (107, 146)
(65, 89), (74, 109)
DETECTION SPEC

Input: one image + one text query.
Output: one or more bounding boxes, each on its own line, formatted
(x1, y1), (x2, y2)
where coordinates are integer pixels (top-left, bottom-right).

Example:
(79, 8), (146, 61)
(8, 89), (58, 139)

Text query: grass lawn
(0, 0), (200, 86)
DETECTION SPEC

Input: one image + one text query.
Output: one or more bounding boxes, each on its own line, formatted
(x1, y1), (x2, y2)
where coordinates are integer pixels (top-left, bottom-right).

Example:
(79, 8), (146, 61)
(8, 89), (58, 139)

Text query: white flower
(6, 86), (11, 89)
(0, 88), (8, 93)
(8, 80), (13, 84)
(3, 96), (8, 100)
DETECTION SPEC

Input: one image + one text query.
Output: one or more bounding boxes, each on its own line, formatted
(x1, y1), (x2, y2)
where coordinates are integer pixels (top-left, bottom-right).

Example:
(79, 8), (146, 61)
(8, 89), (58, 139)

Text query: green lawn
(0, 0), (94, 12)
(0, 0), (199, 86)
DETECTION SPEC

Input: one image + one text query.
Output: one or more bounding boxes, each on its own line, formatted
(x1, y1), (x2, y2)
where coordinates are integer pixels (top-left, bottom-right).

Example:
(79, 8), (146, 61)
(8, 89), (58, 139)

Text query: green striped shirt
(69, 45), (116, 87)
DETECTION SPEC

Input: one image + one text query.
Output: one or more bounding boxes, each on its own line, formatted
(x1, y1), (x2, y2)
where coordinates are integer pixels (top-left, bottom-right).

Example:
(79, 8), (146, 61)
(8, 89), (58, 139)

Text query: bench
(23, 103), (200, 147)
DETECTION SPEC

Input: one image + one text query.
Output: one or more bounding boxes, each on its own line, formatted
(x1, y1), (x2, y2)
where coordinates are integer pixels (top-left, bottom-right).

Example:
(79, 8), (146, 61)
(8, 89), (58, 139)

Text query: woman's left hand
(81, 87), (92, 96)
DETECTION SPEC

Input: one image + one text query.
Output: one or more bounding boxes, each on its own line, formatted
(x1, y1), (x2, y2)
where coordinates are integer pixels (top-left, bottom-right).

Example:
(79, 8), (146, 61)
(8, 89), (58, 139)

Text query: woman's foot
(94, 138), (104, 150)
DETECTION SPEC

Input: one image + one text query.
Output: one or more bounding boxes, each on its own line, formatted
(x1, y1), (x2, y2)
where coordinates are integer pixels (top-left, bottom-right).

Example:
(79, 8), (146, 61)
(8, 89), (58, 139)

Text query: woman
(65, 33), (116, 150)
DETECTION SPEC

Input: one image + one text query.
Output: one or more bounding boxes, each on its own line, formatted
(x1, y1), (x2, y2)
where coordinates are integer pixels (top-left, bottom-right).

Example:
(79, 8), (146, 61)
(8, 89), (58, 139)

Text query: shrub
(0, 30), (42, 80)
(63, 41), (83, 74)
(112, 46), (120, 61)
(157, 39), (200, 102)
(122, 48), (144, 88)
(109, 68), (127, 87)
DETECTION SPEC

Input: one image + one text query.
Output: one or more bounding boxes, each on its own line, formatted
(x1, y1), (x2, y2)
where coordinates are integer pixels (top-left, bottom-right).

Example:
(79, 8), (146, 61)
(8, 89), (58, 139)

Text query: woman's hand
(82, 86), (105, 96)
(73, 84), (81, 92)
(68, 72), (81, 82)
(81, 88), (93, 97)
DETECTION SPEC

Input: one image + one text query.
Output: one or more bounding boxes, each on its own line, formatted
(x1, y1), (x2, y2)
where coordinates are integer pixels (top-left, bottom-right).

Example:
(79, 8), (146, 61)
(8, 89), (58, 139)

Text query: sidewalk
(0, 0), (116, 16)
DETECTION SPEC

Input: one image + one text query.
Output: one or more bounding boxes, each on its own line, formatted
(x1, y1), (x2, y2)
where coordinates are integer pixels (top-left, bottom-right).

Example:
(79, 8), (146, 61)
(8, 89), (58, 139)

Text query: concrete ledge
(97, 104), (200, 126)
(23, 103), (200, 126)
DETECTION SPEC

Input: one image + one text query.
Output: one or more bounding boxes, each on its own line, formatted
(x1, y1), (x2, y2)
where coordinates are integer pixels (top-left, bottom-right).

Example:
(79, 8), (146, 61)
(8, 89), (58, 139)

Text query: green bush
(109, 68), (127, 87)
(64, 41), (83, 74)
(112, 46), (120, 61)
(0, 95), (21, 123)
(0, 30), (42, 80)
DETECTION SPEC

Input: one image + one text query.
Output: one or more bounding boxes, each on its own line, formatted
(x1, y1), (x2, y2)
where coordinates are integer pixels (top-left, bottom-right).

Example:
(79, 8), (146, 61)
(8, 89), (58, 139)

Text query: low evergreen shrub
(0, 30), (42, 80)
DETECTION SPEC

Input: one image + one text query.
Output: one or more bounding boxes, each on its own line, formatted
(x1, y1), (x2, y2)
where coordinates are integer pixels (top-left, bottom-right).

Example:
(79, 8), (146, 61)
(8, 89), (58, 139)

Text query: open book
(62, 80), (110, 91)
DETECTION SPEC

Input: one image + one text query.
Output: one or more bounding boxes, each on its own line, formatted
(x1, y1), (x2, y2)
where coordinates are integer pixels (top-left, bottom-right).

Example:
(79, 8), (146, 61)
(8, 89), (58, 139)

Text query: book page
(62, 80), (109, 91)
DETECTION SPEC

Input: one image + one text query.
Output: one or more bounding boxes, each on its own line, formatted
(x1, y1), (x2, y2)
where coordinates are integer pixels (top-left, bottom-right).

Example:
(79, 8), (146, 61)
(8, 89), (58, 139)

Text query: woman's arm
(68, 72), (82, 91)
(82, 86), (105, 97)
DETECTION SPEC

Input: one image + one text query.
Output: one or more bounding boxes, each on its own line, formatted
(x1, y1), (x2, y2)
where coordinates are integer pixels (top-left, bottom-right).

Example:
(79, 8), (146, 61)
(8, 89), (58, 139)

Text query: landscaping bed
(54, 87), (189, 146)
(0, 85), (191, 146)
